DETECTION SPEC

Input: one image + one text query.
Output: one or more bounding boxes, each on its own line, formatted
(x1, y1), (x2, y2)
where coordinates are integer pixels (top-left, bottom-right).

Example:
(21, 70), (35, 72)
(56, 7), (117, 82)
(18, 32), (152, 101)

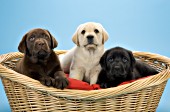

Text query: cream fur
(60, 22), (109, 84)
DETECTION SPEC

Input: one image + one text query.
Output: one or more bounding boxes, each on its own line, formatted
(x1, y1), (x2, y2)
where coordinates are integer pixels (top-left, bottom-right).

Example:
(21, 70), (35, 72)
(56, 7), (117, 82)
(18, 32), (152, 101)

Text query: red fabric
(66, 74), (101, 90)
(66, 74), (150, 90)
(119, 76), (150, 86)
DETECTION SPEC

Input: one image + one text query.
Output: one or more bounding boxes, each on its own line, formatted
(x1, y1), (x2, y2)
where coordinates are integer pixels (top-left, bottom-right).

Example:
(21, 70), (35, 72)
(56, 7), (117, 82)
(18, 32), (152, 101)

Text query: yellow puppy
(60, 22), (109, 84)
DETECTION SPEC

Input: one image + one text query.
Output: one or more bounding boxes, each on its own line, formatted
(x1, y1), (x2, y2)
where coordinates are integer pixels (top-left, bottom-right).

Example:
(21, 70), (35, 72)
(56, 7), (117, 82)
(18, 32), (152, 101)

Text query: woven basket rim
(0, 50), (170, 101)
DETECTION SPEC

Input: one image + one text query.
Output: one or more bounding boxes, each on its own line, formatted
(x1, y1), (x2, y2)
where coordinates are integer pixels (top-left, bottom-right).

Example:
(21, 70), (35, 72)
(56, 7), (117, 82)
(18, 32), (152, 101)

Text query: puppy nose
(87, 35), (94, 39)
(87, 35), (94, 44)
(37, 41), (45, 46)
(114, 65), (121, 69)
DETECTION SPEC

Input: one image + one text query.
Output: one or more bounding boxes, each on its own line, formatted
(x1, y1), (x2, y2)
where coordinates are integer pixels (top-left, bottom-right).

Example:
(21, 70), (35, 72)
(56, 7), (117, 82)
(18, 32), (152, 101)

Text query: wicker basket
(0, 51), (170, 112)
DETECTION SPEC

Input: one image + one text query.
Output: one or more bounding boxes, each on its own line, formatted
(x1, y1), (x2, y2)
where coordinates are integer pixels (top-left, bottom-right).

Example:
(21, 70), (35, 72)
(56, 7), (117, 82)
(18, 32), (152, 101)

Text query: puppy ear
(128, 50), (136, 72)
(72, 24), (83, 46)
(46, 30), (58, 49)
(18, 33), (27, 53)
(72, 32), (79, 46)
(97, 23), (109, 44)
(102, 28), (109, 44)
(99, 50), (109, 71)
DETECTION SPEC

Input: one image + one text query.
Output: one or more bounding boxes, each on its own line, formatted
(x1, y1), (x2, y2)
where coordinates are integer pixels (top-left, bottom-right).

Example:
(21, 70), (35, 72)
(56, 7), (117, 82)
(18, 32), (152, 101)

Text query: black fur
(97, 47), (158, 88)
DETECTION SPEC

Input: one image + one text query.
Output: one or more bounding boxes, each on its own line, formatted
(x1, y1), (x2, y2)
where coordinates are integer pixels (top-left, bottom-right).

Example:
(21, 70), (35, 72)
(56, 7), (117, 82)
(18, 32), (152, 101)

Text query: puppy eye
(42, 34), (49, 39)
(122, 57), (128, 63)
(81, 30), (86, 35)
(108, 58), (114, 62)
(44, 35), (49, 39)
(29, 36), (35, 41)
(94, 29), (99, 33)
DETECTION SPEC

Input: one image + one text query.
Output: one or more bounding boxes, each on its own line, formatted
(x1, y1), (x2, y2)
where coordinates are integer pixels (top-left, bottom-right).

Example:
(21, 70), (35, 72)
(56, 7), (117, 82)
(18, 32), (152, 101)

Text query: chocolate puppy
(15, 28), (69, 89)
(97, 47), (158, 88)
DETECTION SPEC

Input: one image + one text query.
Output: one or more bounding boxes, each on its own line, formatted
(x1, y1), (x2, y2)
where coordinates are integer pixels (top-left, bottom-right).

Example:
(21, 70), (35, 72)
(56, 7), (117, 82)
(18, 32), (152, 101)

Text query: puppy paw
(100, 83), (109, 88)
(53, 75), (69, 89)
(53, 71), (69, 89)
(40, 76), (54, 87)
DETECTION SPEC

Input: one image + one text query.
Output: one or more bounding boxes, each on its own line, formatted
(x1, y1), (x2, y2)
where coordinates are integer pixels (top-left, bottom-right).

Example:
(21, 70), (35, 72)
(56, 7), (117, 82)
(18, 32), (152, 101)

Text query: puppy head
(18, 28), (58, 61)
(72, 22), (108, 50)
(100, 47), (136, 80)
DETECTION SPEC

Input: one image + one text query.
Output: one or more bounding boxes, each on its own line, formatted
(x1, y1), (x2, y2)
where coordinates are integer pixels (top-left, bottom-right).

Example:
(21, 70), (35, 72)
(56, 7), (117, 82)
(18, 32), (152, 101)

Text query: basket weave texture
(0, 50), (170, 112)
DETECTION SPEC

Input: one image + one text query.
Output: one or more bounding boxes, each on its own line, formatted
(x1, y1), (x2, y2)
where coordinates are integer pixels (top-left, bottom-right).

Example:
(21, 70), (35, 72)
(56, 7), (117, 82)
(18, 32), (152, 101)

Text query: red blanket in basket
(66, 74), (100, 90)
(66, 74), (149, 90)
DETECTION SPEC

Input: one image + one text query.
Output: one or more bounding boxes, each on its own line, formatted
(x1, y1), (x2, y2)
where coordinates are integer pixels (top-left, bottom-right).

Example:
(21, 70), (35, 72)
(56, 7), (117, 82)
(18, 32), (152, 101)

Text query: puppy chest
(82, 57), (99, 66)
(83, 65), (101, 83)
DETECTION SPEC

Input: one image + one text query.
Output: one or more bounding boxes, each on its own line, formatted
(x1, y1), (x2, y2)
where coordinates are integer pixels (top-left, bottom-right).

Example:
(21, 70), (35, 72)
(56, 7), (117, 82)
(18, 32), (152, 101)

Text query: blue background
(0, 0), (170, 111)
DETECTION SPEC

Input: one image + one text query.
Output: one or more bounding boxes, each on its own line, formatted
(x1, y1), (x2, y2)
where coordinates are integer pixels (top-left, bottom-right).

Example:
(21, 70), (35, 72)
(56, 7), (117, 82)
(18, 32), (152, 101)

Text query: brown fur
(15, 28), (69, 89)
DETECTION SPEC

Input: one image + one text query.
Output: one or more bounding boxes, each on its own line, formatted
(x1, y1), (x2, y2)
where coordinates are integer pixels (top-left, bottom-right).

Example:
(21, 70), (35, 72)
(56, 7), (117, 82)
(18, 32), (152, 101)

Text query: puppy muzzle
(37, 50), (49, 59)
(110, 64), (127, 78)
(84, 35), (98, 49)
(87, 35), (94, 44)
(33, 39), (51, 59)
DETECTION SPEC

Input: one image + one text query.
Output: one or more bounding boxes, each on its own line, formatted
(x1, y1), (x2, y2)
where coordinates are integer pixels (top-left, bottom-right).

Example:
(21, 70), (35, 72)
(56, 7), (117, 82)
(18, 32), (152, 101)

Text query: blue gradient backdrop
(0, 0), (170, 112)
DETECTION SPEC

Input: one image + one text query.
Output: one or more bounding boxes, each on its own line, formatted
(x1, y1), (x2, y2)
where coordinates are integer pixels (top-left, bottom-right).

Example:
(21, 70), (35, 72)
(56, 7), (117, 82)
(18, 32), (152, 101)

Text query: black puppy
(97, 47), (158, 88)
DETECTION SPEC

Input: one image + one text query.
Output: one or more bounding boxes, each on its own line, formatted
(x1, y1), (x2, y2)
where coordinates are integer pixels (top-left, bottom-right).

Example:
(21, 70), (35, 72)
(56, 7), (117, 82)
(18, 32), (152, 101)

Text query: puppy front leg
(69, 66), (84, 81)
(96, 73), (110, 88)
(90, 75), (98, 85)
(39, 73), (55, 87)
(53, 71), (69, 89)
(90, 65), (101, 85)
